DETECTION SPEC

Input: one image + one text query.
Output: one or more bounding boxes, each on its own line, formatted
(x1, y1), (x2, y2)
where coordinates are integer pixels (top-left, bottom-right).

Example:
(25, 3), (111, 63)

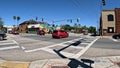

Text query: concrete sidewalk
(0, 56), (120, 68)
(0, 59), (29, 68)
(29, 56), (120, 68)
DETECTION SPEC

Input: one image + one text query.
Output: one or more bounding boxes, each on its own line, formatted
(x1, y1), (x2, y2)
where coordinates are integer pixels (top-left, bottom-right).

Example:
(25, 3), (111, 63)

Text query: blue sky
(0, 0), (120, 27)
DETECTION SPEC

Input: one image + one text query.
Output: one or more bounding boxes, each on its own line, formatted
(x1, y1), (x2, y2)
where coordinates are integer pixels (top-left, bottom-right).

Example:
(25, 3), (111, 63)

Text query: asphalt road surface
(81, 37), (120, 58)
(0, 33), (120, 62)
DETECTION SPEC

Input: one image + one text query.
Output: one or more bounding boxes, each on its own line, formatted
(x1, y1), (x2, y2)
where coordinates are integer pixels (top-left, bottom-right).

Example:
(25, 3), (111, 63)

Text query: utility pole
(100, 0), (106, 36)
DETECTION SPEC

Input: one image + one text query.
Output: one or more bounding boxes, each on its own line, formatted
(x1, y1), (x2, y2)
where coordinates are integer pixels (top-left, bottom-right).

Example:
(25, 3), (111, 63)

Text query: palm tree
(17, 16), (20, 26)
(13, 16), (16, 26)
(0, 17), (3, 28)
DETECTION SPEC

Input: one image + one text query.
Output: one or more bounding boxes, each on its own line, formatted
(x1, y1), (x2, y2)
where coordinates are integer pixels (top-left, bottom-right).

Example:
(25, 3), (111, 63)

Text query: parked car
(90, 32), (99, 36)
(37, 30), (45, 35)
(12, 31), (19, 35)
(0, 30), (7, 40)
(112, 33), (120, 39)
(52, 30), (69, 38)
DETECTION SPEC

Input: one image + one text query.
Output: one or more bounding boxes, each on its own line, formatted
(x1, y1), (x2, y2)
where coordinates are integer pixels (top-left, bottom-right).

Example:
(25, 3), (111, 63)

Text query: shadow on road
(53, 40), (94, 68)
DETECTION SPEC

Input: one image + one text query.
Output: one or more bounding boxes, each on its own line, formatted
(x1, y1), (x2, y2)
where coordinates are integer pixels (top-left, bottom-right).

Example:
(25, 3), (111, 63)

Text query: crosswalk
(0, 34), (99, 59)
(24, 37), (99, 58)
(0, 40), (20, 50)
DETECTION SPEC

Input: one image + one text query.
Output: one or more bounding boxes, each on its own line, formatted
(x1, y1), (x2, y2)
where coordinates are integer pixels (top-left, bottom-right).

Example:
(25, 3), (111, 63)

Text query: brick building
(19, 20), (50, 33)
(115, 8), (120, 34)
(19, 20), (38, 33)
(100, 8), (120, 36)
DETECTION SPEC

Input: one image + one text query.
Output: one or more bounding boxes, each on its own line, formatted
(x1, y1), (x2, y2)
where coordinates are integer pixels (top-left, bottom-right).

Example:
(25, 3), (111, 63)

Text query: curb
(0, 59), (30, 68)
(29, 59), (70, 68)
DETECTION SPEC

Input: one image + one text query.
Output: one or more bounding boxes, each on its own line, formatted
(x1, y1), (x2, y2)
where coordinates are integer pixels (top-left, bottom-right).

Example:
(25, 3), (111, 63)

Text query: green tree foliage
(88, 26), (96, 33)
(13, 16), (21, 26)
(13, 16), (16, 20)
(0, 17), (4, 28)
(17, 16), (20, 23)
(81, 25), (88, 30)
(61, 24), (73, 31)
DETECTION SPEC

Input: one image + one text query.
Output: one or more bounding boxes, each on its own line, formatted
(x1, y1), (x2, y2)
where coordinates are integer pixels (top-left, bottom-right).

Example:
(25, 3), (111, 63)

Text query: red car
(37, 30), (45, 35)
(52, 30), (69, 38)
(12, 31), (19, 35)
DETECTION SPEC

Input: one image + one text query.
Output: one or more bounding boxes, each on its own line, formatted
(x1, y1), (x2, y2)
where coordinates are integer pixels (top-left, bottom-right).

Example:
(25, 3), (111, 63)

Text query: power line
(70, 0), (80, 9)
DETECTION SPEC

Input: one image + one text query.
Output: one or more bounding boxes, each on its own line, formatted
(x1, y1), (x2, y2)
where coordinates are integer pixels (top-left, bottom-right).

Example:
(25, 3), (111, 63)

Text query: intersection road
(0, 33), (98, 61)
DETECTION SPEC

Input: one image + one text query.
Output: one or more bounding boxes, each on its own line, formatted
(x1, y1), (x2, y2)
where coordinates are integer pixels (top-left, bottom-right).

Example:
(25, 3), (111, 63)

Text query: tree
(88, 26), (96, 33)
(13, 16), (16, 20)
(13, 16), (16, 26)
(81, 25), (88, 30)
(17, 16), (20, 26)
(0, 17), (4, 28)
(13, 16), (21, 26)
(60, 24), (73, 31)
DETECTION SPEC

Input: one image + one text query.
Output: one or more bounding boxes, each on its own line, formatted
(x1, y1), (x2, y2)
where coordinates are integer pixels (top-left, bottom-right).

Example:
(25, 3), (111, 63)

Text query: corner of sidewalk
(0, 58), (30, 68)
(90, 56), (120, 68)
(0, 56), (120, 68)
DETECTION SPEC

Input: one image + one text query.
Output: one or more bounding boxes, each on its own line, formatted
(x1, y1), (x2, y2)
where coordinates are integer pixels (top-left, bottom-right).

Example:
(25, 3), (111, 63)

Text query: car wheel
(116, 36), (119, 39)
(0, 36), (3, 41)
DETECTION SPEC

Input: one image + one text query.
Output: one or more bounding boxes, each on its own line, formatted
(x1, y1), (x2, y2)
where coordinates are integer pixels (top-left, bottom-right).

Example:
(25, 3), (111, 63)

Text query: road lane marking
(24, 38), (83, 53)
(41, 48), (75, 57)
(0, 43), (16, 45)
(71, 37), (99, 59)
(0, 46), (19, 50)
(0, 40), (19, 45)
(20, 46), (26, 50)
(81, 43), (89, 45)
(25, 48), (42, 52)
(24, 37), (95, 57)
(12, 40), (19, 45)
(112, 39), (118, 42)
(44, 38), (83, 48)
(57, 44), (84, 49)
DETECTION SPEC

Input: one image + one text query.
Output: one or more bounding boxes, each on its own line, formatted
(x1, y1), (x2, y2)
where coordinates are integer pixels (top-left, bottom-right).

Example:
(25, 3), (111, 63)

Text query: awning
(28, 24), (40, 28)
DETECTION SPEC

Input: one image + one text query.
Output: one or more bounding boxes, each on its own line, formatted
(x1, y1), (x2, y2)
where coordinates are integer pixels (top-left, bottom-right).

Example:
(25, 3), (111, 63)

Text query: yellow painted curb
(0, 61), (30, 68)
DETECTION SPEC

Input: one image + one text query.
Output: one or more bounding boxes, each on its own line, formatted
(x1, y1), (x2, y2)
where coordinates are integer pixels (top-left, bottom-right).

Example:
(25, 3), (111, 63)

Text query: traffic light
(42, 18), (44, 21)
(67, 19), (72, 23)
(77, 18), (80, 22)
(70, 19), (72, 23)
(52, 24), (55, 27)
(102, 0), (106, 6)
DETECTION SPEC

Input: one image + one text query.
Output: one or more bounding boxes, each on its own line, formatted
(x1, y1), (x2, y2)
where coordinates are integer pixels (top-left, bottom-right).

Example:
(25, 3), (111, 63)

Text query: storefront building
(100, 8), (120, 36)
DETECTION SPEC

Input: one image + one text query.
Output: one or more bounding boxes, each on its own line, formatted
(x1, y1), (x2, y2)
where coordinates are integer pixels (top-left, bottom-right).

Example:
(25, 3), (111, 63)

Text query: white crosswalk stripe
(24, 37), (97, 58)
(0, 46), (19, 50)
(0, 40), (20, 50)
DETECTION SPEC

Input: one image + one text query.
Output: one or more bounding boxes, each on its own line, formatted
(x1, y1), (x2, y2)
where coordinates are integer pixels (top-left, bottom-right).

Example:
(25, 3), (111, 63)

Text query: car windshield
(0, 31), (4, 34)
(53, 30), (58, 33)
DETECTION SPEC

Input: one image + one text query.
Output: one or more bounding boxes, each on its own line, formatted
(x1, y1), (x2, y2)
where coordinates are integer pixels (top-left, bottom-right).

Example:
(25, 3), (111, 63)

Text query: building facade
(19, 20), (55, 33)
(19, 20), (38, 33)
(100, 8), (120, 36)
(115, 8), (120, 34)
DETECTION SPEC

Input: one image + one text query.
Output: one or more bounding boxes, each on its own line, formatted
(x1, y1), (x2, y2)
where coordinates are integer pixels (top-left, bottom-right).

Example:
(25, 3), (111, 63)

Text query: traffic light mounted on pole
(77, 18), (80, 22)
(42, 18), (44, 21)
(102, 0), (106, 6)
